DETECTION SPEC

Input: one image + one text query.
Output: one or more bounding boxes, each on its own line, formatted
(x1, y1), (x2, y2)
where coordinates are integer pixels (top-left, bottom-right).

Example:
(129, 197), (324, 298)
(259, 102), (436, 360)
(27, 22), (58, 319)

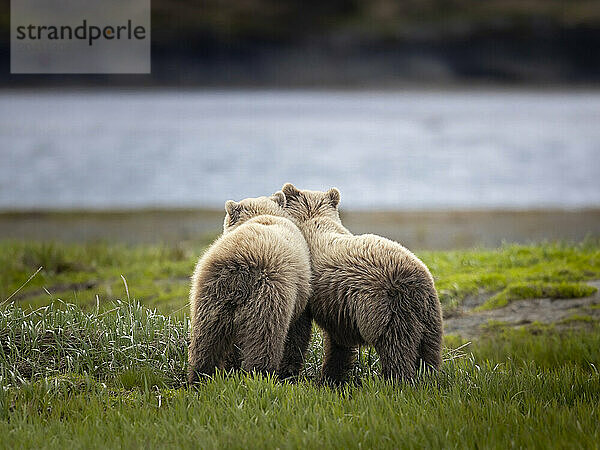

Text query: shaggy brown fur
(188, 193), (312, 384)
(281, 183), (443, 383)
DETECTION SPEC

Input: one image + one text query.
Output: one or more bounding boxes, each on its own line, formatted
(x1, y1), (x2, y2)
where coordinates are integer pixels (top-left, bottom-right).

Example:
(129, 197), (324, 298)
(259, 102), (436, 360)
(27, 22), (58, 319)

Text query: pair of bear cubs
(188, 184), (443, 385)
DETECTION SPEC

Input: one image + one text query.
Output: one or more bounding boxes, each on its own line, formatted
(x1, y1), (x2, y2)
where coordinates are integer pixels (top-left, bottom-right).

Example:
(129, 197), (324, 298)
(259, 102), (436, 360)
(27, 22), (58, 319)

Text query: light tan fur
(281, 183), (443, 383)
(188, 193), (312, 383)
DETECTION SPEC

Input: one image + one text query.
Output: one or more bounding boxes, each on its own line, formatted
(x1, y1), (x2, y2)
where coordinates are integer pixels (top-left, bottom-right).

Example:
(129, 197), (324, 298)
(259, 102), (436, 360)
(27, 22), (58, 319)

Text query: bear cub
(281, 183), (443, 383)
(188, 192), (312, 384)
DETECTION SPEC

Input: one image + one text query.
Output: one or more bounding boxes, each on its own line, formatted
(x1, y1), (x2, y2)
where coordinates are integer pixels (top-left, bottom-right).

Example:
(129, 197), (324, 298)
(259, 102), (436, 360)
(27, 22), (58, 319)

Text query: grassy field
(1, 239), (600, 448)
(1, 238), (599, 314)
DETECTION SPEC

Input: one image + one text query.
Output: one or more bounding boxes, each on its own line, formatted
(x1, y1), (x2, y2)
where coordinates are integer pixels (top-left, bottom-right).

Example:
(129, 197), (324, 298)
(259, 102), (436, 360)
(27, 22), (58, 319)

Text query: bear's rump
(311, 246), (434, 344)
(195, 240), (301, 310)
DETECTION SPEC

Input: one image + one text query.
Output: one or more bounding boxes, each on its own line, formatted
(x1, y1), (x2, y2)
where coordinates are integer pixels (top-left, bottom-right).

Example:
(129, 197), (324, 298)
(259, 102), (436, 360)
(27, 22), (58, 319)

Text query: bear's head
(223, 191), (287, 232)
(281, 183), (341, 223)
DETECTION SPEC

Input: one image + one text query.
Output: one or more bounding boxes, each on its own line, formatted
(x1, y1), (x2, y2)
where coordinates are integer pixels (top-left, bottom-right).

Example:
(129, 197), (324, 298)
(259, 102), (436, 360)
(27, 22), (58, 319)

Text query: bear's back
(312, 232), (434, 300)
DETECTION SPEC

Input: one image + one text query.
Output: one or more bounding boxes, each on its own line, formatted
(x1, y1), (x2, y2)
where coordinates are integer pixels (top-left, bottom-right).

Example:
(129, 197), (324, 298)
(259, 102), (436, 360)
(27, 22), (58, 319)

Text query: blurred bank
(2, 0), (600, 87)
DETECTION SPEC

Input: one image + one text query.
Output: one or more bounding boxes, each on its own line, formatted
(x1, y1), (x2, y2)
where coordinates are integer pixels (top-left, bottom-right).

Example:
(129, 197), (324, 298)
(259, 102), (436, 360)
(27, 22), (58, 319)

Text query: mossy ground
(2, 238), (598, 315)
(1, 239), (600, 448)
(477, 281), (598, 310)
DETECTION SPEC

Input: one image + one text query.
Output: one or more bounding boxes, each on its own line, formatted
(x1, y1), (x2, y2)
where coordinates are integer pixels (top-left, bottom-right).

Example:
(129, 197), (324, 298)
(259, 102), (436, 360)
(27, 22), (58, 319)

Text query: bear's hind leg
(238, 329), (286, 376)
(418, 293), (443, 373)
(237, 294), (293, 376)
(321, 332), (358, 384)
(374, 317), (420, 382)
(188, 307), (235, 384)
(418, 325), (442, 373)
(222, 344), (242, 371)
(278, 308), (312, 380)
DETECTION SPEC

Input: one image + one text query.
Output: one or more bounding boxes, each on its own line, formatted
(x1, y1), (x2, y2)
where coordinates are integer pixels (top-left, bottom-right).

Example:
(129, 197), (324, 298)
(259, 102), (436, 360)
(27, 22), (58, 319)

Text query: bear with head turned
(188, 192), (312, 384)
(281, 183), (442, 383)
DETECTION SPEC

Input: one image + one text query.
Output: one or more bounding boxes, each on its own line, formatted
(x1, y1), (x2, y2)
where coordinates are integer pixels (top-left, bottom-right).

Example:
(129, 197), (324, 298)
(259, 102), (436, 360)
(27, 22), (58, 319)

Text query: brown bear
(281, 183), (442, 383)
(188, 192), (312, 384)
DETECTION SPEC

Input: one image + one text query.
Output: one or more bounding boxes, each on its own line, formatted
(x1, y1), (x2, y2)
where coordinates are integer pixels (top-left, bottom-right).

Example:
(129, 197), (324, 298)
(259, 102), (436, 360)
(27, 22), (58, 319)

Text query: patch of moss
(560, 314), (597, 324)
(479, 320), (513, 333)
(117, 368), (169, 390)
(477, 282), (597, 311)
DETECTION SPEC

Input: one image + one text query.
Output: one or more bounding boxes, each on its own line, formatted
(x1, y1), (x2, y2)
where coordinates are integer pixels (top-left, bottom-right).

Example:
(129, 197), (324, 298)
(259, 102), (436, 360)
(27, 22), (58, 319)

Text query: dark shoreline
(2, 25), (600, 87)
(2, 208), (598, 250)
(3, 84), (600, 92)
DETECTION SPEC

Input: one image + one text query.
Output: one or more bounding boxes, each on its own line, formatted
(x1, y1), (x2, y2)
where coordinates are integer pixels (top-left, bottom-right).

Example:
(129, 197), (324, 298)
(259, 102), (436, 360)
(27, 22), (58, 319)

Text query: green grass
(2, 239), (599, 315)
(420, 239), (600, 313)
(1, 364), (599, 449)
(0, 239), (214, 313)
(0, 301), (599, 449)
(2, 239), (600, 447)
(0, 301), (188, 386)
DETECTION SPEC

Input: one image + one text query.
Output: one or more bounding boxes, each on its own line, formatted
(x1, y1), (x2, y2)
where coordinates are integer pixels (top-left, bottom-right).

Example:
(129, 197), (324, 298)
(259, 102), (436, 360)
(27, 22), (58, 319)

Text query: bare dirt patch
(444, 281), (600, 338)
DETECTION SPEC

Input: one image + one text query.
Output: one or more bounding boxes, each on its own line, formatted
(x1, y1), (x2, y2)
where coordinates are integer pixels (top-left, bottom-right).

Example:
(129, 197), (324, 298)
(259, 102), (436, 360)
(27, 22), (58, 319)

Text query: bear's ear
(271, 191), (286, 208)
(282, 183), (301, 202)
(326, 188), (340, 208)
(225, 200), (242, 224)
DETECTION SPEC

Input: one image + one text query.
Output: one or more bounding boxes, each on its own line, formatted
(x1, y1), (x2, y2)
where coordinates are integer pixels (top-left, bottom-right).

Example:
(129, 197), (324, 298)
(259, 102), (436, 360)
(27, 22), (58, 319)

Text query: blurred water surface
(1, 90), (599, 210)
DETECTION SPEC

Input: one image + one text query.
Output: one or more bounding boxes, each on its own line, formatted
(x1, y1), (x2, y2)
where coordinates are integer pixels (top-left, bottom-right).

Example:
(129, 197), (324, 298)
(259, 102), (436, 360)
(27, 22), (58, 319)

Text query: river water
(1, 89), (599, 210)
